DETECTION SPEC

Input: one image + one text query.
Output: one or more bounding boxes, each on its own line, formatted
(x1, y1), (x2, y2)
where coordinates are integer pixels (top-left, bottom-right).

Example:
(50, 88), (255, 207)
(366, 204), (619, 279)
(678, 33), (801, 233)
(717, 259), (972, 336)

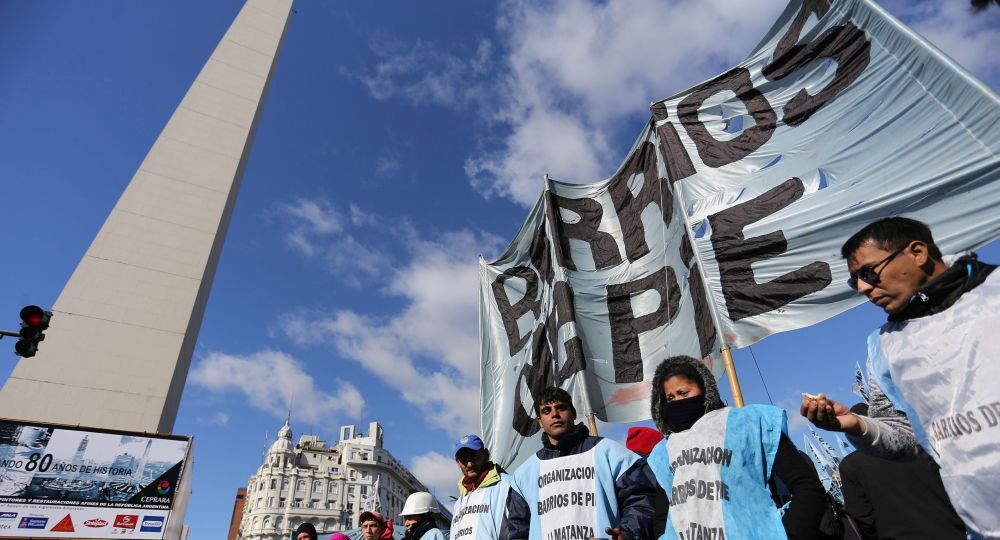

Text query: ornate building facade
(238, 421), (430, 540)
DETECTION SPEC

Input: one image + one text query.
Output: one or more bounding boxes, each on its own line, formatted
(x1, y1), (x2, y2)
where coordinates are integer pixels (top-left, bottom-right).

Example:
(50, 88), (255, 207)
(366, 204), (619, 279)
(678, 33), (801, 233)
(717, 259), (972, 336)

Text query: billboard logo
(0, 513), (16, 520)
(114, 514), (138, 530)
(140, 516), (164, 533)
(51, 514), (75, 533)
(18, 517), (48, 529)
(156, 480), (172, 495)
(84, 518), (109, 528)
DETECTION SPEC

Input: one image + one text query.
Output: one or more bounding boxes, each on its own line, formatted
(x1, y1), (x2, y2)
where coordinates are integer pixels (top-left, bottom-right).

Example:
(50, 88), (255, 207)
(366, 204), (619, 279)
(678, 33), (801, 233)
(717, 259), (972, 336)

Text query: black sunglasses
(848, 247), (907, 290)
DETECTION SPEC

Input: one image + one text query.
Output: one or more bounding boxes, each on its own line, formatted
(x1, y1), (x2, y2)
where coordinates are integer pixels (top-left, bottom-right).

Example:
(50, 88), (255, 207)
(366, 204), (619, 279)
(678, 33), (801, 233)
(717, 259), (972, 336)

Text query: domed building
(237, 421), (433, 540)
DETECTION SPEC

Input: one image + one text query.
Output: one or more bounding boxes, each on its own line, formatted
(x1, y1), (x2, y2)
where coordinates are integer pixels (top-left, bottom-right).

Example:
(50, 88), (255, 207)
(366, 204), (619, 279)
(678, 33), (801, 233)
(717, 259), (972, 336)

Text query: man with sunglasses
(800, 217), (998, 537)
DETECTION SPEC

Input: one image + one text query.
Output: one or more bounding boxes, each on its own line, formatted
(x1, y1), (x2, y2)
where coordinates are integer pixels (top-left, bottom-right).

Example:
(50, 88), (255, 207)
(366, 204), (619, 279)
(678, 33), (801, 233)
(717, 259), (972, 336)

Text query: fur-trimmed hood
(650, 356), (725, 435)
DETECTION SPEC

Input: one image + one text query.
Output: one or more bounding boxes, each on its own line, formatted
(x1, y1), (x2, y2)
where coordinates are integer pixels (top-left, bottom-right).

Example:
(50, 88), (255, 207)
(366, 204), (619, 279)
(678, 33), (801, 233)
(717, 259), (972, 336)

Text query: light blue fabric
(866, 331), (935, 455)
(419, 528), (447, 540)
(510, 439), (639, 540)
(450, 471), (513, 540)
(648, 406), (787, 540)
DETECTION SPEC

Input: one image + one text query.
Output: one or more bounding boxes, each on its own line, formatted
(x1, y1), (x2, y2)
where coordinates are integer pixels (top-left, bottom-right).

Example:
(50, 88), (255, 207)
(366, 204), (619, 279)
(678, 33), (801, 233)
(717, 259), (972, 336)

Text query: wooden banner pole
(587, 412), (599, 436)
(721, 347), (745, 407)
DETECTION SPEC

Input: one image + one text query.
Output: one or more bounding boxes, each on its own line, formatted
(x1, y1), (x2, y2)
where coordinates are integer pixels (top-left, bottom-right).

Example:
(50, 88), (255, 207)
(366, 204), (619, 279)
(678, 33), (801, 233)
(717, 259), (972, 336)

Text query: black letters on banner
(511, 280), (587, 437)
(708, 178), (832, 320)
(491, 266), (541, 355)
(677, 68), (777, 169)
(608, 139), (673, 263)
(548, 191), (622, 271)
(651, 105), (697, 183)
(607, 266), (681, 383)
(762, 0), (871, 126)
(687, 265), (718, 359)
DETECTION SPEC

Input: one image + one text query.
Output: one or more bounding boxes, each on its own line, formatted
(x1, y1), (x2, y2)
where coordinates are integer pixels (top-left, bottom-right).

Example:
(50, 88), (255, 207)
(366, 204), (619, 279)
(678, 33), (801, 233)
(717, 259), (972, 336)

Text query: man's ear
(909, 240), (931, 267)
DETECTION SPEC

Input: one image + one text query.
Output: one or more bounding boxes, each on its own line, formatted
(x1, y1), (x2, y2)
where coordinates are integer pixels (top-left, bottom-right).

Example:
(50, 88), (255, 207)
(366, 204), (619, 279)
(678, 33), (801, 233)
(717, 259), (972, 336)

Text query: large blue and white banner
(480, 0), (1000, 468)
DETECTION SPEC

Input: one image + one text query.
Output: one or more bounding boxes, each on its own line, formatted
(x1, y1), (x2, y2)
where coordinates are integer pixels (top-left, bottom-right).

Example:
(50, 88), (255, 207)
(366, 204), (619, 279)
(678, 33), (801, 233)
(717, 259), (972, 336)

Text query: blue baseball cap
(453, 434), (485, 457)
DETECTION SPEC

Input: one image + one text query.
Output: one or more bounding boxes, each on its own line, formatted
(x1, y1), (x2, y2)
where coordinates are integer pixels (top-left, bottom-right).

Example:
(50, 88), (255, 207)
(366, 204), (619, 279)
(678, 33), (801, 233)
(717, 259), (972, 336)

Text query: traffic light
(15, 305), (51, 358)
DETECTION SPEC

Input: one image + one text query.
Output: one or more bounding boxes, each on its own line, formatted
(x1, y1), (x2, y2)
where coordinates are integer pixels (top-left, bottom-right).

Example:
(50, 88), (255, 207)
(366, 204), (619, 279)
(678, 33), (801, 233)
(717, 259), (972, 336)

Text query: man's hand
(604, 527), (629, 540)
(800, 396), (865, 436)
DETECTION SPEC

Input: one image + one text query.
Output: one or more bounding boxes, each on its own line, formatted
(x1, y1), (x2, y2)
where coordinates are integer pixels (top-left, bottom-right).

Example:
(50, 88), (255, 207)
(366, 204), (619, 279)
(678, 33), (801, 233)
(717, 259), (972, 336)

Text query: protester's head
(295, 522), (318, 540)
(534, 386), (577, 442)
(625, 427), (664, 457)
(841, 217), (947, 314)
(400, 492), (438, 532)
(360, 511), (387, 540)
(650, 356), (725, 435)
(453, 434), (491, 480)
(849, 403), (869, 416)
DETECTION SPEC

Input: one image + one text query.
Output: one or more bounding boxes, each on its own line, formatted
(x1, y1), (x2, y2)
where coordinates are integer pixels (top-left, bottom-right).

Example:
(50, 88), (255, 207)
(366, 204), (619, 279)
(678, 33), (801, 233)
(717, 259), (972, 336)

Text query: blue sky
(1, 1), (997, 538)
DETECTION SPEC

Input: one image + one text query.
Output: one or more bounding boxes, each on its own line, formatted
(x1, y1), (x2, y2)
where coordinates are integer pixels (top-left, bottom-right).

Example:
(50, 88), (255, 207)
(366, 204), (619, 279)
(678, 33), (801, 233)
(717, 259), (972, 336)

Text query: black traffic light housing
(15, 305), (51, 358)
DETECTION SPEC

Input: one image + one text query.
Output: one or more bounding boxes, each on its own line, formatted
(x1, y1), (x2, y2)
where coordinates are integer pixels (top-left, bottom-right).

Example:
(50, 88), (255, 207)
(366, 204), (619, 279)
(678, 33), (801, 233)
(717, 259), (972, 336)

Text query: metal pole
(721, 347), (745, 407)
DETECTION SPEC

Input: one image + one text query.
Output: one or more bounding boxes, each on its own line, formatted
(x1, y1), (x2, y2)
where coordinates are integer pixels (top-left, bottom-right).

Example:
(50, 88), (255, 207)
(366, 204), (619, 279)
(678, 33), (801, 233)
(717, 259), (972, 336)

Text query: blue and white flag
(480, 0), (1000, 468)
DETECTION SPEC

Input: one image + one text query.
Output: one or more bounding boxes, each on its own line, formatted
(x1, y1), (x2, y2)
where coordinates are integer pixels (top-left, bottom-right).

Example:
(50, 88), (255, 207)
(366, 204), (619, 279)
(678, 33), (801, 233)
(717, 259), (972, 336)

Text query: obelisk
(0, 0), (293, 434)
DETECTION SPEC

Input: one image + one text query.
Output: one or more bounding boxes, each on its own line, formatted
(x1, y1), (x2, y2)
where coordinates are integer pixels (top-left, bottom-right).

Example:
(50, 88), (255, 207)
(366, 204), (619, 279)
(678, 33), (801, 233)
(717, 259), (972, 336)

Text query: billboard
(0, 419), (190, 539)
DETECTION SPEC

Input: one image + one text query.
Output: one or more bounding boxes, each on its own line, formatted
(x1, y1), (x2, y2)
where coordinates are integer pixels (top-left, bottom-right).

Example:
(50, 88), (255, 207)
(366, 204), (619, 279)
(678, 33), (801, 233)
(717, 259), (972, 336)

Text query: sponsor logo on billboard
(140, 516), (164, 533)
(114, 514), (138, 530)
(84, 518), (109, 528)
(156, 480), (172, 495)
(18, 517), (48, 529)
(0, 512), (16, 520)
(51, 513), (75, 532)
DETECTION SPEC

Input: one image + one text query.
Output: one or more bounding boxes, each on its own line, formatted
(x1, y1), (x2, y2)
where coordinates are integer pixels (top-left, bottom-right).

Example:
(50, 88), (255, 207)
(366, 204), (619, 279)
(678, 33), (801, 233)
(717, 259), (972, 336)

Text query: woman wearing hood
(646, 356), (827, 540)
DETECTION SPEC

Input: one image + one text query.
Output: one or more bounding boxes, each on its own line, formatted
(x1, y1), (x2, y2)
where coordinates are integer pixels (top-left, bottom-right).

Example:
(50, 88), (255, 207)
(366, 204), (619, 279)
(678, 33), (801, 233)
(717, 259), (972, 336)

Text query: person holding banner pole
(800, 217), (999, 537)
(450, 434), (513, 540)
(505, 387), (656, 540)
(647, 356), (826, 539)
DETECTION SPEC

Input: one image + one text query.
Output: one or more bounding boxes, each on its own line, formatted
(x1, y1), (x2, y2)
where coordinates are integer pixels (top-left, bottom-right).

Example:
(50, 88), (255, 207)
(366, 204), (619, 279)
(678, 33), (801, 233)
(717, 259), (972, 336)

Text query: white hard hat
(400, 491), (438, 516)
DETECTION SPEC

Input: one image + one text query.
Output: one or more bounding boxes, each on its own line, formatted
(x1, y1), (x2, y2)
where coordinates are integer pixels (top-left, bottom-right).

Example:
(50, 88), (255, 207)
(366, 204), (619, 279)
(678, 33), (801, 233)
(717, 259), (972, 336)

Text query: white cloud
(278, 227), (505, 437)
(350, 39), (493, 109)
(881, 0), (1000, 86)
(410, 451), (460, 502)
(277, 199), (393, 287)
(189, 350), (365, 427)
(197, 412), (230, 426)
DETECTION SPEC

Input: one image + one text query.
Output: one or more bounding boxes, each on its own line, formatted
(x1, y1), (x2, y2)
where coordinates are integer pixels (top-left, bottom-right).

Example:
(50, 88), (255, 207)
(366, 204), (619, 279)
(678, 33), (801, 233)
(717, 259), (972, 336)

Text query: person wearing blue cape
(646, 356), (826, 539)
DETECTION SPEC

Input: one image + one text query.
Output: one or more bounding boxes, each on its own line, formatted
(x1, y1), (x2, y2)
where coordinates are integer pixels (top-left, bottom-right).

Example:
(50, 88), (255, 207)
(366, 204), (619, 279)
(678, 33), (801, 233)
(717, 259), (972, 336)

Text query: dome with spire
(268, 419), (294, 455)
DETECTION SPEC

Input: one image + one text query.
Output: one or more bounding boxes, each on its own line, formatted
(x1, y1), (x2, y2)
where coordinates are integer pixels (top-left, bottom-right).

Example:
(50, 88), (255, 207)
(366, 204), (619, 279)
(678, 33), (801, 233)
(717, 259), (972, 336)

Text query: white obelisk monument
(0, 0), (293, 434)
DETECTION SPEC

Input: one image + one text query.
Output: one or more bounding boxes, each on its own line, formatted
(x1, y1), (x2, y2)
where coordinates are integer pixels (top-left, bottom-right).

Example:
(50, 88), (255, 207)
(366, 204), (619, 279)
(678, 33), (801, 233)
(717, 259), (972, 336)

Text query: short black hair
(295, 522), (318, 540)
(849, 402), (869, 416)
(657, 357), (706, 394)
(841, 217), (942, 260)
(534, 386), (577, 417)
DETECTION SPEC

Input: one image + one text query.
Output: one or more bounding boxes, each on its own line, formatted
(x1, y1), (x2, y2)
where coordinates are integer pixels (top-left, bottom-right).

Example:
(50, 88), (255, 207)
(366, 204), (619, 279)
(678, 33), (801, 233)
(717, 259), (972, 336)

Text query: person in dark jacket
(839, 403), (966, 539)
(506, 387), (656, 540)
(625, 427), (667, 539)
(647, 356), (827, 539)
(801, 217), (998, 536)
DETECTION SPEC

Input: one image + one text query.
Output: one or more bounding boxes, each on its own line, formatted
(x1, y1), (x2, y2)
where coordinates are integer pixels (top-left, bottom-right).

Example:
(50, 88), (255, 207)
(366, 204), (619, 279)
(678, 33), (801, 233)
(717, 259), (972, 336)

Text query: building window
(270, 479), (277, 489)
(280, 498), (286, 507)
(313, 480), (322, 492)
(297, 480), (306, 491)
(349, 471), (356, 481)
(268, 497), (275, 508)
(329, 483), (337, 493)
(360, 486), (368, 495)
(294, 498), (303, 507)
(347, 502), (354, 512)
(282, 479), (289, 490)
(331, 466), (340, 473)
(263, 517), (271, 529)
(312, 499), (320, 508)
(361, 471), (369, 479)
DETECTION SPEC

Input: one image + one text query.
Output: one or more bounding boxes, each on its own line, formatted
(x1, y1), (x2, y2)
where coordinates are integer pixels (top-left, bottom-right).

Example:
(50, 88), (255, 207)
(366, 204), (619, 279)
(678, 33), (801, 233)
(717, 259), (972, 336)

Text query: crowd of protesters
(305, 218), (996, 540)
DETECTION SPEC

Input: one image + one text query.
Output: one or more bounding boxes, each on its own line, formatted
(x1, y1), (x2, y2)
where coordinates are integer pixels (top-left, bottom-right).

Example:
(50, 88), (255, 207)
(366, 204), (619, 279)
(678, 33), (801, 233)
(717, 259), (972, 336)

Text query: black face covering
(659, 394), (707, 432)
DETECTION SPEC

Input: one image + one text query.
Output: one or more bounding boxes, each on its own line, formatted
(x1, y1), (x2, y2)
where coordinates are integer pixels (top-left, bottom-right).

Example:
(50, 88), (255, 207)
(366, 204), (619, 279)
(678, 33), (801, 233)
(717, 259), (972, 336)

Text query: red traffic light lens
(19, 305), (46, 326)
